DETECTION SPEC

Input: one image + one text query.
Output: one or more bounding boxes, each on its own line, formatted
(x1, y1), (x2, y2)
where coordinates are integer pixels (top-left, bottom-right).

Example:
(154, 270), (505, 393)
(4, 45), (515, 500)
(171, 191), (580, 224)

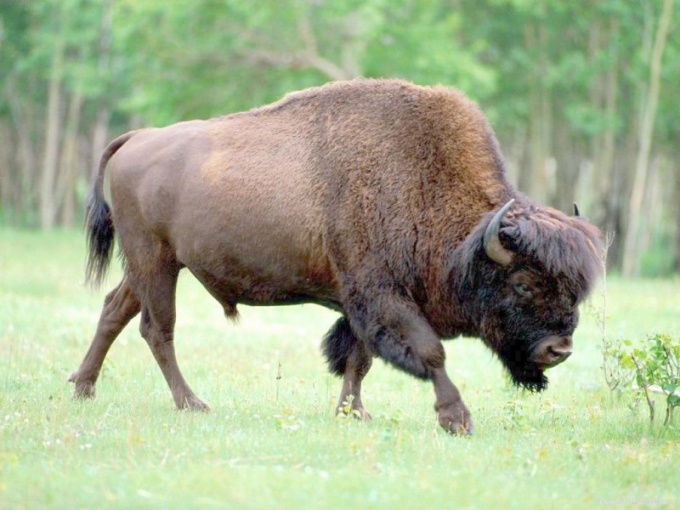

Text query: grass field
(1, 228), (679, 509)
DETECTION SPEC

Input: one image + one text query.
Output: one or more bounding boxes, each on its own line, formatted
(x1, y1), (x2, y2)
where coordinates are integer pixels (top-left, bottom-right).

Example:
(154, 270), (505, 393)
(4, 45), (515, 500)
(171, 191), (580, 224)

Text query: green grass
(1, 228), (679, 509)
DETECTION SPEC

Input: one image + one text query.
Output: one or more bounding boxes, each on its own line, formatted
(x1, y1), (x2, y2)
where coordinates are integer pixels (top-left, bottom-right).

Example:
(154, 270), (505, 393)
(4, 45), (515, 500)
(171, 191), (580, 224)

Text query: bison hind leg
(322, 317), (373, 420)
(70, 274), (141, 398)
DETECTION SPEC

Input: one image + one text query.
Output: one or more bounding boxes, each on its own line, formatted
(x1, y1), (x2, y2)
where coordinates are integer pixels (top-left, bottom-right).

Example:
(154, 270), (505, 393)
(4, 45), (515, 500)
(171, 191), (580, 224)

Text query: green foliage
(640, 231), (678, 278)
(105, 0), (496, 125)
(1, 0), (119, 99)
(607, 334), (680, 426)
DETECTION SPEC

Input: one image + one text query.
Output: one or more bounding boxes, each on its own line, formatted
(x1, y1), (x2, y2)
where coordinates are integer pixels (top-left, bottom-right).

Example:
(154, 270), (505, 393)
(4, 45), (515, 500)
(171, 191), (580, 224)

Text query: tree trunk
(591, 18), (619, 226)
(90, 109), (110, 184)
(521, 22), (550, 204)
(90, 0), (112, 186)
(56, 92), (83, 227)
(0, 122), (13, 219)
(640, 156), (660, 259)
(4, 75), (39, 225)
(39, 34), (65, 230)
(621, 0), (674, 277)
(553, 114), (579, 212)
(675, 157), (680, 273)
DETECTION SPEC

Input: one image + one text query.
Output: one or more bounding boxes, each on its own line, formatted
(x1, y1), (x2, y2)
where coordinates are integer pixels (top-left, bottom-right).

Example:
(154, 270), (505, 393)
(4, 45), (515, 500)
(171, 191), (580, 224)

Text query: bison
(69, 78), (602, 434)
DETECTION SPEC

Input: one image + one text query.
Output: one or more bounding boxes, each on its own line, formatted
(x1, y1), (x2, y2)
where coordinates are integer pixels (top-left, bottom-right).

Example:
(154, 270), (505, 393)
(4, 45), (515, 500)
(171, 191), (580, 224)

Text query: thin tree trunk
(601, 19), (619, 185)
(39, 33), (65, 230)
(90, 109), (110, 185)
(598, 22), (619, 210)
(539, 23), (554, 204)
(90, 0), (112, 186)
(587, 13), (603, 212)
(56, 92), (83, 227)
(675, 158), (680, 273)
(592, 19), (619, 224)
(553, 114), (578, 212)
(521, 23), (549, 204)
(4, 75), (38, 225)
(640, 156), (660, 260)
(622, 0), (674, 277)
(0, 122), (13, 218)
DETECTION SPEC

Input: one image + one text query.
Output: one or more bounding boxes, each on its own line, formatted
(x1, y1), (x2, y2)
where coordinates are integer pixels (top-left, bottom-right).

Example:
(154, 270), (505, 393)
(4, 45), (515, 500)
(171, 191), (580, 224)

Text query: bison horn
(573, 202), (580, 217)
(483, 199), (515, 266)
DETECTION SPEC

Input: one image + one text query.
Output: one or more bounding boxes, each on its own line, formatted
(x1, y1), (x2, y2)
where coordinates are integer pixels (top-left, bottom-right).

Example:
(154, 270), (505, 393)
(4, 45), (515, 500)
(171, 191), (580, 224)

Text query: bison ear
(483, 199), (515, 266)
(573, 202), (580, 217)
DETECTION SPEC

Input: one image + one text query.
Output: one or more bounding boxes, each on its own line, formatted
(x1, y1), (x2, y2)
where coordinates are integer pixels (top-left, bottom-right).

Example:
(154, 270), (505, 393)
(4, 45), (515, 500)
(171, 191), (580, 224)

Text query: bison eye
(514, 282), (533, 298)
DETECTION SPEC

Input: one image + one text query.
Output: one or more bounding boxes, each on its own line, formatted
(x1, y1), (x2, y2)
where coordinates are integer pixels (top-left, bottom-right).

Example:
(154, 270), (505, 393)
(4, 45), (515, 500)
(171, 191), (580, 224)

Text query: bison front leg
(322, 317), (373, 420)
(351, 296), (473, 434)
(431, 367), (473, 435)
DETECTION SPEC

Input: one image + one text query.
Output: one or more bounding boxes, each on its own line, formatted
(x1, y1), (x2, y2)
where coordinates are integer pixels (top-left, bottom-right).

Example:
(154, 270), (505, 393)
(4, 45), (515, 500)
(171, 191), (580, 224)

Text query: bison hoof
(336, 407), (373, 422)
(69, 372), (96, 399)
(336, 395), (372, 422)
(178, 395), (210, 412)
(437, 406), (474, 435)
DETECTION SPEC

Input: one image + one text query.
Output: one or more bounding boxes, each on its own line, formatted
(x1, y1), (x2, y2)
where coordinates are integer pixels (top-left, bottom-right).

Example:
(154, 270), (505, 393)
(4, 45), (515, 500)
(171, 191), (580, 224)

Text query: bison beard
(70, 78), (602, 435)
(496, 341), (549, 392)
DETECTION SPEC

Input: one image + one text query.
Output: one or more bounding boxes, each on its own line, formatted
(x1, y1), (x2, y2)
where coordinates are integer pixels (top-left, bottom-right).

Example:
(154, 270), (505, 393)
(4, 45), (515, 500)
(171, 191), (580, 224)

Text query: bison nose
(532, 336), (573, 369)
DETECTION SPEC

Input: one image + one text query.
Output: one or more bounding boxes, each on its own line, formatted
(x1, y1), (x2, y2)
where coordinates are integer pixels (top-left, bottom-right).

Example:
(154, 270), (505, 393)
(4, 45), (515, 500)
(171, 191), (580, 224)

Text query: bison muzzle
(69, 79), (602, 434)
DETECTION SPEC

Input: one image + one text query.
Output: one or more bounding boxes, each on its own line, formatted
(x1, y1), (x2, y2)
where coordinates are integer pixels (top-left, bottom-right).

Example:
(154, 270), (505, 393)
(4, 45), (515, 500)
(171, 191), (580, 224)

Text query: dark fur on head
(498, 204), (603, 300)
(454, 201), (603, 391)
(496, 340), (548, 392)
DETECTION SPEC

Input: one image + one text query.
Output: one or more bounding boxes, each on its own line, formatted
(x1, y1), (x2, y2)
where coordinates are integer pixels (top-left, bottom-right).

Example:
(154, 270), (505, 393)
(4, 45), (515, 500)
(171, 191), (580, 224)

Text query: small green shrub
(608, 333), (680, 426)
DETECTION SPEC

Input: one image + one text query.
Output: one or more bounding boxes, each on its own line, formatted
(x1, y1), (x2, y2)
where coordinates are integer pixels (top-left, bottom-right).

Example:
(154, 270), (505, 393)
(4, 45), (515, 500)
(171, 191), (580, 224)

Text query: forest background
(1, 0), (678, 277)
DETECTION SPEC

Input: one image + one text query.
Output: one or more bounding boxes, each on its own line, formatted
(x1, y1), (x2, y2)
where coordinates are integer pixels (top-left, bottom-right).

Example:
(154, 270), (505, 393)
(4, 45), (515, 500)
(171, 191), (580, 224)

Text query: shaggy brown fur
(70, 79), (602, 434)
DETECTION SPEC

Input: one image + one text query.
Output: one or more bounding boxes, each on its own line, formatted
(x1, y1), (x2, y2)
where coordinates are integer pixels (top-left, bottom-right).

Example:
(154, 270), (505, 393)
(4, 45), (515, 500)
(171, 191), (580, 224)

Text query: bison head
(459, 198), (602, 392)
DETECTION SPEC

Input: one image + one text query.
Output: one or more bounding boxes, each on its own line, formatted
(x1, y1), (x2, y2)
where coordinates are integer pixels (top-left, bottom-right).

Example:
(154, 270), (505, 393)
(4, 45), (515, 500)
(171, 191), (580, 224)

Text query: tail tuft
(84, 193), (114, 288)
(321, 317), (358, 376)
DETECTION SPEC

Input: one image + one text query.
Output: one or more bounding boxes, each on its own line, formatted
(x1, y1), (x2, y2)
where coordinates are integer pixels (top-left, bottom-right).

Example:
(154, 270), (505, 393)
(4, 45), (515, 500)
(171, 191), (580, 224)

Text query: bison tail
(85, 131), (139, 288)
(321, 317), (358, 376)
(85, 192), (114, 288)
